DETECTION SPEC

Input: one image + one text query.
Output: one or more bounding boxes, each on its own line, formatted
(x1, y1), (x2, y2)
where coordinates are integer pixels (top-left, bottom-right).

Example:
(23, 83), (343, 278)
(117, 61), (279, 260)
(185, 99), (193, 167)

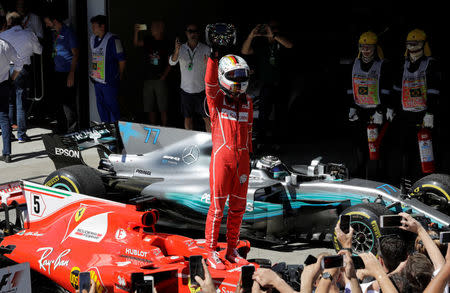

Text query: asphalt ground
(0, 125), (335, 268)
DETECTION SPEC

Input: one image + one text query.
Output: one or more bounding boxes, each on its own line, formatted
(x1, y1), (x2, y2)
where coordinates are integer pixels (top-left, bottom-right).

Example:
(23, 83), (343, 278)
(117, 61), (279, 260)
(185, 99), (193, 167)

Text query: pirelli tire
(333, 203), (394, 256)
(44, 165), (106, 197)
(409, 173), (450, 214)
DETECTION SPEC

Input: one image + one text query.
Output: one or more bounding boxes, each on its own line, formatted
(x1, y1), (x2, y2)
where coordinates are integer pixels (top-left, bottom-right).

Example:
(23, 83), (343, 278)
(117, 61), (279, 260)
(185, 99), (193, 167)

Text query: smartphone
(189, 255), (204, 287)
(134, 275), (154, 293)
(351, 256), (365, 270)
(131, 272), (144, 293)
(380, 215), (403, 228)
(79, 272), (90, 292)
(340, 215), (351, 234)
(257, 24), (267, 35)
(139, 24), (147, 31)
(321, 255), (344, 269)
(241, 265), (255, 293)
(440, 231), (450, 244)
(304, 254), (318, 266)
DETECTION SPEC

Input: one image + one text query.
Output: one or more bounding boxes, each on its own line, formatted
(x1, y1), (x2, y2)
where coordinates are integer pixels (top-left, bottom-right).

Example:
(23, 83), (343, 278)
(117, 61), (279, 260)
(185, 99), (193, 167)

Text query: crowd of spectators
(185, 212), (449, 293)
(73, 211), (449, 293)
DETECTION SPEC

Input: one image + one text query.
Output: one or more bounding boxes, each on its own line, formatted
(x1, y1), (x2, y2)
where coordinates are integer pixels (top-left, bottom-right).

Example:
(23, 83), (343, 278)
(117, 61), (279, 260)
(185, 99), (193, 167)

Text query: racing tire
(44, 165), (106, 197)
(409, 173), (450, 215)
(333, 203), (395, 255)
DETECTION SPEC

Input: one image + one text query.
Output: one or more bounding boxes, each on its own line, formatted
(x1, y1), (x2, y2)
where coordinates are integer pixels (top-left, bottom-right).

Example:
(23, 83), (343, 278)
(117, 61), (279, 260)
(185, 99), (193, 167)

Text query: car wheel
(409, 173), (450, 215)
(333, 203), (394, 255)
(44, 165), (106, 197)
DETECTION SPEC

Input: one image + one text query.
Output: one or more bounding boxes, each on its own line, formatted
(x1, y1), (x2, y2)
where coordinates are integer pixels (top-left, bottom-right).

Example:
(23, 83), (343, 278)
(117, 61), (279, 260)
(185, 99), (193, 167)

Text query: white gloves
(386, 108), (395, 122)
(371, 111), (383, 125)
(423, 113), (434, 128)
(349, 108), (359, 122)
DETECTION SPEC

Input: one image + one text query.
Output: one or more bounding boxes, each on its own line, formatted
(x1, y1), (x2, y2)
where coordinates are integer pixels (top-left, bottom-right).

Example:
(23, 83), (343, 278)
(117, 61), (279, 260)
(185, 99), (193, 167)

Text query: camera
(256, 24), (267, 35)
(271, 262), (303, 292)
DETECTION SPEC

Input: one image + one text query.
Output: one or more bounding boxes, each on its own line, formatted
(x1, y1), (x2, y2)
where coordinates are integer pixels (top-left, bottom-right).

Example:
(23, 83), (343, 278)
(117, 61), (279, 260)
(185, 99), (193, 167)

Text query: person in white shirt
(169, 23), (211, 132)
(15, 0), (43, 40)
(0, 12), (42, 142)
(0, 21), (21, 163)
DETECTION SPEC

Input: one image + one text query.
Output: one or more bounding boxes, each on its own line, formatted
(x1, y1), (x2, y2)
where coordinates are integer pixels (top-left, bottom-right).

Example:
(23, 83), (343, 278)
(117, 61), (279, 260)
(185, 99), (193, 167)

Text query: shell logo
(70, 266), (81, 289)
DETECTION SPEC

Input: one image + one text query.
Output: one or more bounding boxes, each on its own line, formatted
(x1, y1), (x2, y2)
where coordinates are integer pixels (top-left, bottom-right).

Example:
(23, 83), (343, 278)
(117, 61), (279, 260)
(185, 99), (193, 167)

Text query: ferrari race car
(0, 180), (256, 292)
(41, 122), (450, 255)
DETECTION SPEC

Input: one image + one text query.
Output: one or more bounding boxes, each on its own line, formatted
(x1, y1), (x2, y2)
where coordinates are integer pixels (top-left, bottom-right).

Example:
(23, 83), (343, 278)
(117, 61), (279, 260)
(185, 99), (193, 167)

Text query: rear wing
(0, 181), (25, 206)
(42, 123), (119, 170)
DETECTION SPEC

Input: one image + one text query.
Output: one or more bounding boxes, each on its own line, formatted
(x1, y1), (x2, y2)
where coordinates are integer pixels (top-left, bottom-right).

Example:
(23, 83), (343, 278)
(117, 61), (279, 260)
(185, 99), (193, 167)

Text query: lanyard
(52, 33), (61, 58)
(187, 47), (196, 71)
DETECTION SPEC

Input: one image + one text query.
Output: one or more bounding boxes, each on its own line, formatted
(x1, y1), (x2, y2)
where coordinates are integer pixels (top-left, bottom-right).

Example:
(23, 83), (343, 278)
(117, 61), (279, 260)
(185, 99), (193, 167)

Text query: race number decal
(143, 127), (160, 144)
(31, 193), (46, 217)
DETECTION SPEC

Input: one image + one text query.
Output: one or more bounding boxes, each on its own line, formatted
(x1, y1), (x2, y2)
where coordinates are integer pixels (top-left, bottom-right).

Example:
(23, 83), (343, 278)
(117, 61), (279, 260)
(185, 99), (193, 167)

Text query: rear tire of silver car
(44, 165), (106, 197)
(333, 203), (395, 256)
(409, 173), (450, 215)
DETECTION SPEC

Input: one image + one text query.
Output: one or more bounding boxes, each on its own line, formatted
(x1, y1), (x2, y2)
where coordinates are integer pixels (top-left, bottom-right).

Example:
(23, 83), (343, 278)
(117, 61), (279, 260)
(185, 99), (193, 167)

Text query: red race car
(0, 181), (254, 292)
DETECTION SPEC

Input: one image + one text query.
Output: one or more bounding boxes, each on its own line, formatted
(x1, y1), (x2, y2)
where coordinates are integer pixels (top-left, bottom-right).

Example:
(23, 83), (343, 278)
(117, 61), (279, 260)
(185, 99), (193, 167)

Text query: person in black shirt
(133, 20), (171, 126)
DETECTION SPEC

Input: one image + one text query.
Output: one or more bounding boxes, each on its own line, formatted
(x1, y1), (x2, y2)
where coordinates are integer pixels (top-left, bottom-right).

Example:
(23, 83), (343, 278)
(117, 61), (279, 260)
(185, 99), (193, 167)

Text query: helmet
(359, 31), (378, 45)
(405, 28), (431, 57)
(218, 54), (250, 96)
(357, 31), (384, 60)
(406, 29), (427, 42)
(255, 156), (289, 180)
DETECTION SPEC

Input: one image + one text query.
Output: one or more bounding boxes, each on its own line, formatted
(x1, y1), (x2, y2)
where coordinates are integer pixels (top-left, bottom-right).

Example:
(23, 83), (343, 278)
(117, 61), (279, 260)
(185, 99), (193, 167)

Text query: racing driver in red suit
(204, 53), (253, 269)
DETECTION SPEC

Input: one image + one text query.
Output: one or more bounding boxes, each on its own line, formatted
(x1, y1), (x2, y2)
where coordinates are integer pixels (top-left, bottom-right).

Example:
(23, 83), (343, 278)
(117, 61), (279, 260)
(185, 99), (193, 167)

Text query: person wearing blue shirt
(89, 15), (126, 123)
(43, 13), (79, 134)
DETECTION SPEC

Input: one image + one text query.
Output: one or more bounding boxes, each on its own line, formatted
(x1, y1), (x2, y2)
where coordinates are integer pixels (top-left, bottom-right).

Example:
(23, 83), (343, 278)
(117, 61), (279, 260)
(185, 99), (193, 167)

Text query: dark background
(1, 0), (449, 180)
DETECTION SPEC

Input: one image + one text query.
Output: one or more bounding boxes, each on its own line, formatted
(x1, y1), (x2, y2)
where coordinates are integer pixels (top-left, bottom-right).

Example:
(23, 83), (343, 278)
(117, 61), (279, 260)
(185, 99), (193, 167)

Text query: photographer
(359, 252), (399, 293)
(252, 267), (297, 293)
(399, 212), (445, 270)
(241, 20), (293, 150)
(424, 244), (450, 293)
(334, 223), (362, 293)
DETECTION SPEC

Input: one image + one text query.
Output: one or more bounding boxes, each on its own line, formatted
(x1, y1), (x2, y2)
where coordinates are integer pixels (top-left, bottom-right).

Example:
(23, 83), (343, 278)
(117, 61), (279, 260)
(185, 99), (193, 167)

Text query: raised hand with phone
(76, 272), (95, 293)
(398, 212), (445, 270)
(335, 216), (354, 252)
(189, 257), (216, 293)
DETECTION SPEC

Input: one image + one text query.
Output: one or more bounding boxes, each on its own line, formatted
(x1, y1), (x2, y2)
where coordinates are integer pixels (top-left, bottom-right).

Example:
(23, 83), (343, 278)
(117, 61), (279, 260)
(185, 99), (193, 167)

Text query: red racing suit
(204, 57), (253, 251)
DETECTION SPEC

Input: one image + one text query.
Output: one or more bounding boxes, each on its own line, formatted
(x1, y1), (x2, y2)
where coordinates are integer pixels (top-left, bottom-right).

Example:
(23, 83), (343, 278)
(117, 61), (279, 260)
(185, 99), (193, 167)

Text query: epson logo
(55, 147), (80, 158)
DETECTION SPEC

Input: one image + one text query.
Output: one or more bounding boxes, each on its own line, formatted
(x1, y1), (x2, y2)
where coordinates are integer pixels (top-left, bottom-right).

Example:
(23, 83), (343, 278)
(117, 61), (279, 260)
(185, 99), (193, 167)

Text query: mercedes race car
(41, 121), (450, 255)
(0, 180), (255, 292)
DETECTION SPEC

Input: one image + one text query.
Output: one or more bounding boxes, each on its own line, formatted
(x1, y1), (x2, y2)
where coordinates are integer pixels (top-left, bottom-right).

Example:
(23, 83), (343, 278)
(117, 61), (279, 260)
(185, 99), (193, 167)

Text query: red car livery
(0, 181), (255, 292)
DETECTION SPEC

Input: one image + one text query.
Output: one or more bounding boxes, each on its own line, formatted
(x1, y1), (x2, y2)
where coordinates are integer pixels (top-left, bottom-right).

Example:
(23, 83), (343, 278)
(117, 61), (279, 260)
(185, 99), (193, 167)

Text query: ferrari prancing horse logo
(75, 208), (86, 222)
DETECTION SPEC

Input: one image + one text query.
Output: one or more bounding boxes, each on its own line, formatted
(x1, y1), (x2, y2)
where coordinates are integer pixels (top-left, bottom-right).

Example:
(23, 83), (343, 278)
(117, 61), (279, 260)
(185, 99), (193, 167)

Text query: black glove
(210, 46), (226, 60)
